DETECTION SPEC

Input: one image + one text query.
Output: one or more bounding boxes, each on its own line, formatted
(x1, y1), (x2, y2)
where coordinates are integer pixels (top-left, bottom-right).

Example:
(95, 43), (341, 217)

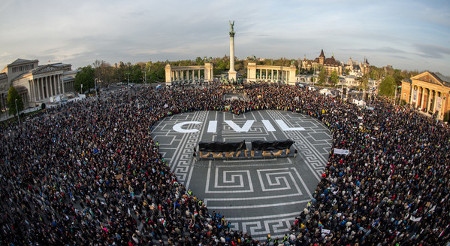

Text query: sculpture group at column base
(228, 71), (237, 82)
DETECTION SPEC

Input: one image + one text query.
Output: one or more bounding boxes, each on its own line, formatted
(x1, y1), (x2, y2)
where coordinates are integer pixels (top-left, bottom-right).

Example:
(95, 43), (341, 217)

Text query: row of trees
(73, 57), (420, 100)
(74, 57), (301, 92)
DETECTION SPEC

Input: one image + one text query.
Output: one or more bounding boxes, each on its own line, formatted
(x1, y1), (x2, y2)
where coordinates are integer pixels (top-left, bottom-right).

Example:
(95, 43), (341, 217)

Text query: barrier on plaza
(198, 140), (246, 153)
(251, 139), (294, 151)
(197, 139), (295, 160)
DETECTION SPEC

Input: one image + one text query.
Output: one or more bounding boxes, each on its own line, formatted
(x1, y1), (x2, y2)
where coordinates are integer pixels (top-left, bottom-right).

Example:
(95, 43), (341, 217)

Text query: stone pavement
(152, 110), (332, 241)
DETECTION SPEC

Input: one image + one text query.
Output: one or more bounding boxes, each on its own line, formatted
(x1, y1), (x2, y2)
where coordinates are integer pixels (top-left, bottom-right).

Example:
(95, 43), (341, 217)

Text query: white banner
(436, 97), (442, 110)
(334, 148), (350, 155)
(410, 216), (422, 222)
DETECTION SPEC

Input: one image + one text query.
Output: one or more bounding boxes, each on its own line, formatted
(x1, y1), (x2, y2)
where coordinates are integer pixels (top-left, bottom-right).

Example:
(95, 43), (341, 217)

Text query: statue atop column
(228, 20), (237, 80)
(229, 20), (235, 37)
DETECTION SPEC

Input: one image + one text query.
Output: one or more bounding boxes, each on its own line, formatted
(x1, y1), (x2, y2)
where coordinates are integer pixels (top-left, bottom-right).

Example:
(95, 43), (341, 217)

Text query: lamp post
(15, 99), (20, 124)
(80, 84), (83, 95)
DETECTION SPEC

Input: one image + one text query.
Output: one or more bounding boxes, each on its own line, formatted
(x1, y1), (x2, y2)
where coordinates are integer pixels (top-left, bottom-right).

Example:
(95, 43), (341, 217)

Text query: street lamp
(15, 99), (20, 124)
(81, 84), (83, 95)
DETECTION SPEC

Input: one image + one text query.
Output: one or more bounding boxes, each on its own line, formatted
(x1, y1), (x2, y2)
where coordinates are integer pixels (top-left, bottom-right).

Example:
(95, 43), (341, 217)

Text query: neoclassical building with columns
(401, 71), (450, 122)
(246, 63), (297, 85)
(164, 63), (213, 86)
(0, 59), (77, 108)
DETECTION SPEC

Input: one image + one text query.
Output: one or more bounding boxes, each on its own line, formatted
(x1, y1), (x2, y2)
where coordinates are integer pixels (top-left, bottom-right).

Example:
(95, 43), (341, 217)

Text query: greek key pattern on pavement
(268, 110), (331, 180)
(153, 110), (331, 240)
(154, 111), (206, 182)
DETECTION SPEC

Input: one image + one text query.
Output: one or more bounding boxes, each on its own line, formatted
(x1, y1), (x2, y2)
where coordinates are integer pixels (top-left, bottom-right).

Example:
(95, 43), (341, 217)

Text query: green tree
(359, 74), (369, 91)
(7, 86), (23, 116)
(75, 66), (95, 93)
(329, 70), (339, 86)
(378, 75), (396, 98)
(92, 60), (112, 87)
(317, 67), (327, 85)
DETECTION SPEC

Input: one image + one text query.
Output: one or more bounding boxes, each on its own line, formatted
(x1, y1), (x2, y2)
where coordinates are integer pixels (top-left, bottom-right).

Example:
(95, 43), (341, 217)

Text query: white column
(47, 76), (51, 98)
(50, 75), (54, 96)
(33, 79), (37, 101)
(229, 37), (235, 72)
(37, 78), (41, 100)
(61, 75), (65, 94)
(228, 27), (237, 81)
(49, 75), (53, 96)
(53, 75), (57, 95)
(432, 90), (437, 113)
(54, 75), (59, 95)
(420, 88), (426, 110)
(51, 75), (55, 95)
(28, 80), (33, 103)
(47, 76), (51, 97)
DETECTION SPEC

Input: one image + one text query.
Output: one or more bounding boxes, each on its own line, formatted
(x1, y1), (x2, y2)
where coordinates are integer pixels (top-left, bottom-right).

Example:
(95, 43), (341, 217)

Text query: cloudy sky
(1, 0), (449, 75)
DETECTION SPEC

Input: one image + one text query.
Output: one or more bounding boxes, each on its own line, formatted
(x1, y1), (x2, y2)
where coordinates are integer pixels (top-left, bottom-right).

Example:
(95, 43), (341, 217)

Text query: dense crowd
(0, 82), (449, 245)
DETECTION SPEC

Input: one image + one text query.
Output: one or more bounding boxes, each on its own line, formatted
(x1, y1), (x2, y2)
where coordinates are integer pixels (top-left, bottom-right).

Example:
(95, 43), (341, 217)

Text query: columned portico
(165, 63), (214, 86)
(4, 59), (76, 108)
(401, 71), (450, 122)
(247, 63), (297, 85)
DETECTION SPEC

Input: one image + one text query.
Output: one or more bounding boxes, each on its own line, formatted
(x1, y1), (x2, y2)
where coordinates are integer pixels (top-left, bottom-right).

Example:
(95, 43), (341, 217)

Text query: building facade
(300, 51), (370, 78)
(0, 59), (77, 108)
(401, 71), (450, 122)
(247, 63), (297, 85)
(164, 63), (214, 86)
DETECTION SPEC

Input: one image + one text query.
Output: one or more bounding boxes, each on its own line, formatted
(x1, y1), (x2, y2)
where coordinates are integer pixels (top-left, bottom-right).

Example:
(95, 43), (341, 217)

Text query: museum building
(0, 59), (77, 110)
(401, 71), (450, 122)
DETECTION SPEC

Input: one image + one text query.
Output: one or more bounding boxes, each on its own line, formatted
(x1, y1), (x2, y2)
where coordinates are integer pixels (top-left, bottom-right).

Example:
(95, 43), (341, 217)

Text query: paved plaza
(152, 110), (332, 240)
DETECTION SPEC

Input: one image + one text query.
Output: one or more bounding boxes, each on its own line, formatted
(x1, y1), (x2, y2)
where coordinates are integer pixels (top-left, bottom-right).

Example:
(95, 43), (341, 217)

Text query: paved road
(152, 110), (332, 240)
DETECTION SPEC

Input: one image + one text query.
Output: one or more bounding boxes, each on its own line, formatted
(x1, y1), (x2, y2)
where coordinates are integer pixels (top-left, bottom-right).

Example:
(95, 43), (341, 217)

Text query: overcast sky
(1, 0), (449, 75)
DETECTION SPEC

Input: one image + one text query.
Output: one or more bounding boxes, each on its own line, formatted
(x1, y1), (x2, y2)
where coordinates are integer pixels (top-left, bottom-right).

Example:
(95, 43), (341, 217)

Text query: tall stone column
(61, 74), (65, 94)
(228, 21), (237, 82)
(50, 75), (53, 96)
(37, 78), (41, 101)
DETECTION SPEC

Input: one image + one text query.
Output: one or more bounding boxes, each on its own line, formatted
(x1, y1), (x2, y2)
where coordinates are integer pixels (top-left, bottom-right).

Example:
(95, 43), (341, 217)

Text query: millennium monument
(228, 21), (237, 82)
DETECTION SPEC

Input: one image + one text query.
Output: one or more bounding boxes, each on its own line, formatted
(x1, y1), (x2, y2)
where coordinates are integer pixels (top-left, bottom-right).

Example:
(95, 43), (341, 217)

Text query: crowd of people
(0, 82), (449, 245)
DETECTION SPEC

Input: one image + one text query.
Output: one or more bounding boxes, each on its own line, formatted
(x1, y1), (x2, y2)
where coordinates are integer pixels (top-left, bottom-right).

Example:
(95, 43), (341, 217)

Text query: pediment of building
(412, 71), (445, 87)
